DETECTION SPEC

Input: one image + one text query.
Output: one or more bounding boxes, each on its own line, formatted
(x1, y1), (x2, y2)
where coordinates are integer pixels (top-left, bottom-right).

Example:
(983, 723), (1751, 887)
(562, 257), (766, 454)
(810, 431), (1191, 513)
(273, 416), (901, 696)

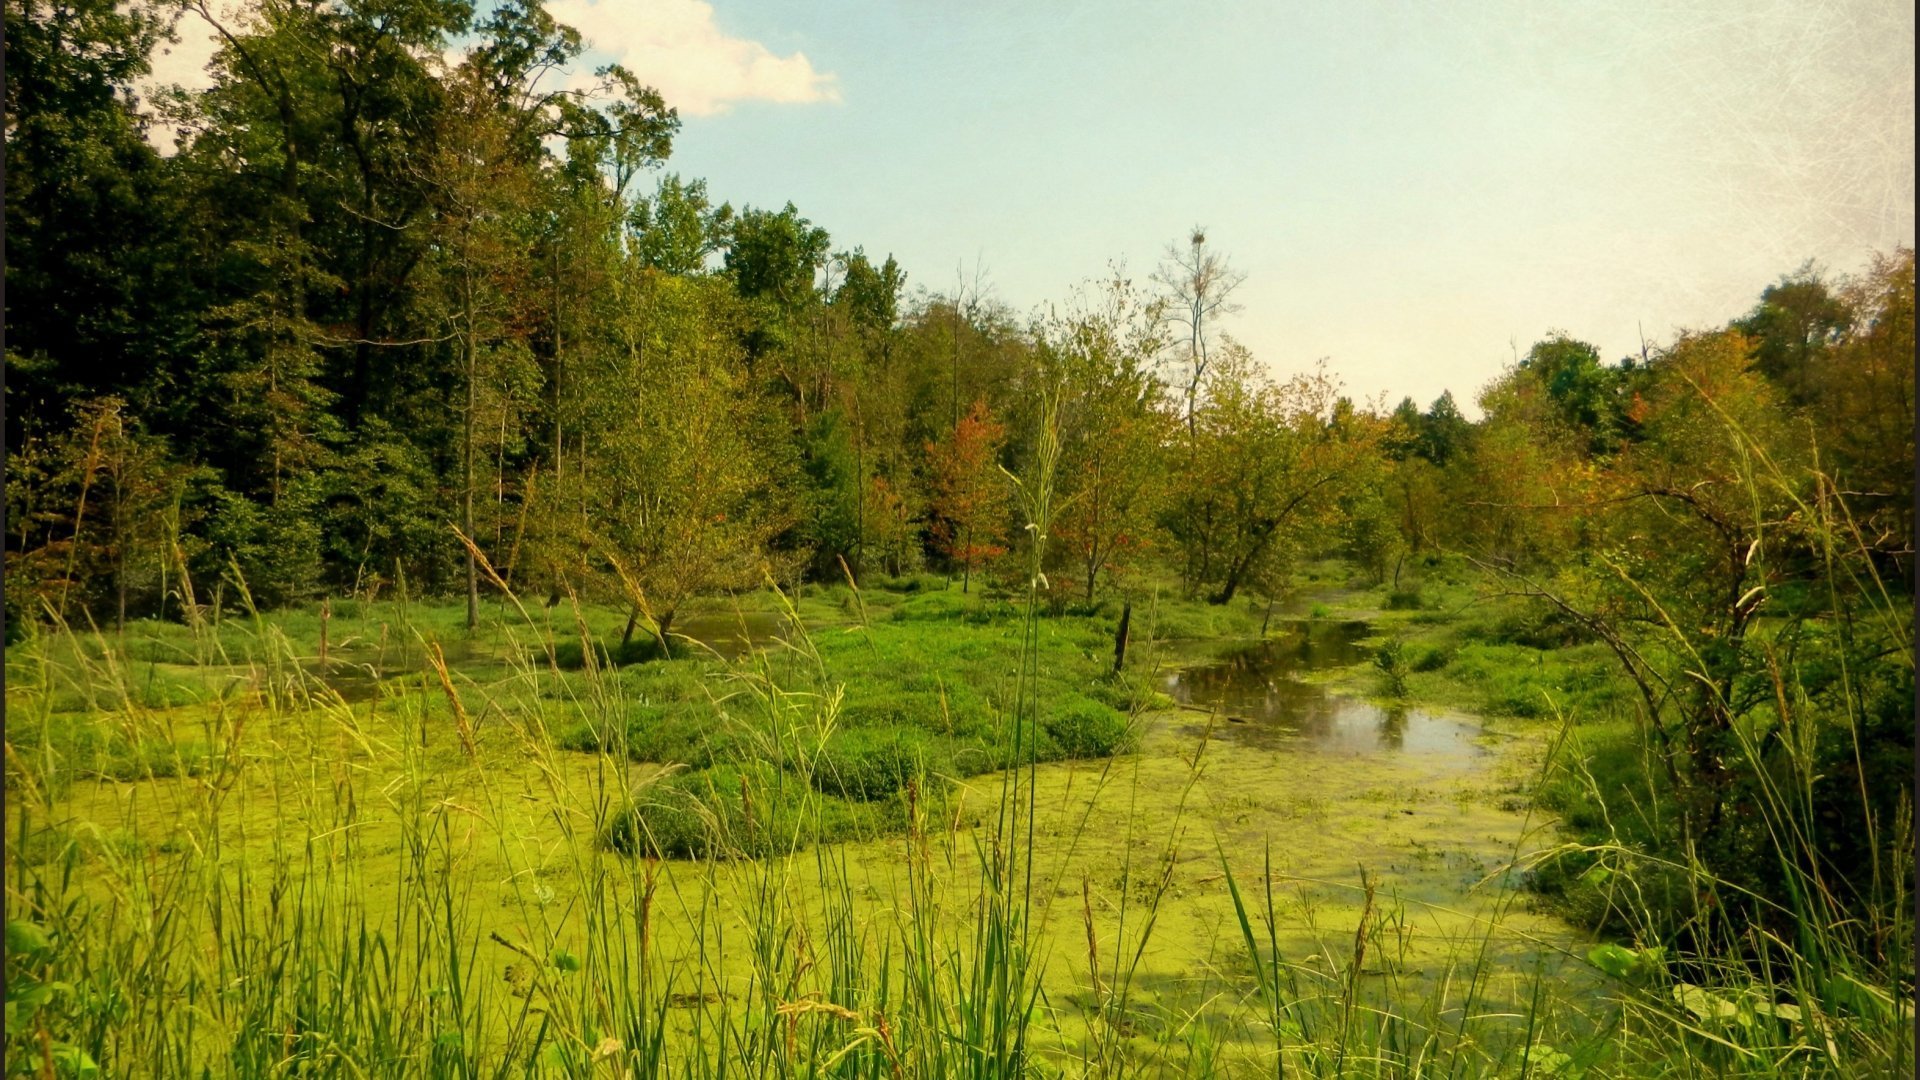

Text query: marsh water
(1166, 620), (1488, 766)
(36, 611), (1583, 1066)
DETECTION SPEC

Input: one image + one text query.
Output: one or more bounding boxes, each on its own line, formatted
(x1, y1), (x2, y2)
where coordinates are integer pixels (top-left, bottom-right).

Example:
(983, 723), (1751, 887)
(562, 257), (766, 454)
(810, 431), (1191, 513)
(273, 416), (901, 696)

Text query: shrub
(837, 690), (949, 730)
(889, 591), (971, 623)
(1373, 638), (1410, 698)
(605, 766), (737, 859)
(557, 694), (735, 768)
(1484, 607), (1594, 649)
(810, 727), (948, 800)
(547, 636), (668, 671)
(604, 761), (906, 859)
(1042, 697), (1132, 758)
(876, 573), (948, 595)
(1385, 589), (1424, 610)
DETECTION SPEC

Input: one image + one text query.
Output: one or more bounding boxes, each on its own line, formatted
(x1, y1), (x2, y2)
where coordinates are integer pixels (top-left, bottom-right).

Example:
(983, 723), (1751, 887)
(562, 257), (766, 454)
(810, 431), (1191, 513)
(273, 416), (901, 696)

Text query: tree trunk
(1261, 591), (1276, 636)
(553, 245), (564, 484)
(951, 306), (961, 432)
(113, 482), (127, 633)
(962, 524), (972, 594)
(654, 609), (675, 660)
(853, 424), (865, 584)
(463, 292), (479, 632)
(1113, 601), (1132, 673)
(622, 606), (640, 648)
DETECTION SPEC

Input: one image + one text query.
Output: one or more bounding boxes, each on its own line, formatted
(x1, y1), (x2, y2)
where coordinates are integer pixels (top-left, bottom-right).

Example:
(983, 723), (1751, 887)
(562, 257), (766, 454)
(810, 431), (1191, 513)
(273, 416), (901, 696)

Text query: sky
(147, 0), (1915, 415)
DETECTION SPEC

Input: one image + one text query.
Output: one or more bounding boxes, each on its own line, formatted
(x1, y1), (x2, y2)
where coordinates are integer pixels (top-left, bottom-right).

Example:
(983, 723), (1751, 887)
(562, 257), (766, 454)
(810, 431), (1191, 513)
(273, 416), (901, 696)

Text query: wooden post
(1113, 601), (1132, 673)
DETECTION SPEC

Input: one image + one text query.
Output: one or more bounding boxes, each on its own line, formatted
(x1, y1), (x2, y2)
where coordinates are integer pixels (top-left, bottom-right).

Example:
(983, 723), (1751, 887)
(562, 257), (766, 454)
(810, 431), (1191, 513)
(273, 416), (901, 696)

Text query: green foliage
(1372, 638), (1409, 698)
(5, 4), (1913, 1071)
(797, 409), (862, 577)
(875, 572), (948, 594)
(1517, 334), (1627, 453)
(811, 726), (949, 799)
(604, 761), (904, 859)
(1384, 588), (1425, 610)
(1041, 696), (1134, 758)
(630, 174), (731, 273)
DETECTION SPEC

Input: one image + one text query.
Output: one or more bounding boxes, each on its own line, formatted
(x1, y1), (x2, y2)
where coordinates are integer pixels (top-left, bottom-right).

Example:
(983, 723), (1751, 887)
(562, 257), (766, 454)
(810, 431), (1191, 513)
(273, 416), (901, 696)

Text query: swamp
(5, 0), (1914, 1076)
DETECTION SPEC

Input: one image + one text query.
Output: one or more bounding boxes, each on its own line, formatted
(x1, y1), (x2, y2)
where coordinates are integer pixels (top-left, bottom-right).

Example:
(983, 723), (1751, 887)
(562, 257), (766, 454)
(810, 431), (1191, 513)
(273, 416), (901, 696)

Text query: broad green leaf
(7, 919), (52, 959)
(1673, 983), (1738, 1024)
(1585, 943), (1640, 979)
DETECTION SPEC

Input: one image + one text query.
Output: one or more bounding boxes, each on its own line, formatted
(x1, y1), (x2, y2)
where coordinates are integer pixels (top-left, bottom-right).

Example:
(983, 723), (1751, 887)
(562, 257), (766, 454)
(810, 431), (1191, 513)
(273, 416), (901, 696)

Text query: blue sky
(156, 1), (1916, 414)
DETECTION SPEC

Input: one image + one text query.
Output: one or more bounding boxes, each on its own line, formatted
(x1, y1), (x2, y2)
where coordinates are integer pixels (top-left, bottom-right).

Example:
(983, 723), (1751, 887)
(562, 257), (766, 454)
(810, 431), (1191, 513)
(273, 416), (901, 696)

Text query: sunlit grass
(4, 538), (1909, 1075)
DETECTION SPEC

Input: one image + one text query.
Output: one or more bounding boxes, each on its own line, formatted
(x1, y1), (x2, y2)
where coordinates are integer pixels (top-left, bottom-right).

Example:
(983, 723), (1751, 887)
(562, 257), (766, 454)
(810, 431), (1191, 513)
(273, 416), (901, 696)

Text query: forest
(5, 0), (1914, 1077)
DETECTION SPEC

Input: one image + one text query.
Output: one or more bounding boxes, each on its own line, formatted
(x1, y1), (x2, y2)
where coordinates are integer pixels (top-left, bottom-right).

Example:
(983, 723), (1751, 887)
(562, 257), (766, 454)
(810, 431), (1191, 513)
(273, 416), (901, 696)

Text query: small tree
(592, 275), (788, 655)
(861, 473), (922, 578)
(4, 398), (202, 628)
(1174, 347), (1369, 604)
(925, 399), (1010, 593)
(1042, 269), (1172, 603)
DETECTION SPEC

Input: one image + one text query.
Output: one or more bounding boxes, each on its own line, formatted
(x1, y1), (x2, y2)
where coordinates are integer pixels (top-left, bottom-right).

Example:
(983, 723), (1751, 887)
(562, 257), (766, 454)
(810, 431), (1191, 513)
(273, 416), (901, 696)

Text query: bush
(1385, 589), (1425, 610)
(1373, 638), (1409, 698)
(1084, 673), (1155, 712)
(604, 761), (907, 859)
(810, 727), (949, 800)
(629, 706), (731, 766)
(605, 766), (742, 859)
(547, 635), (668, 671)
(837, 689), (950, 730)
(1042, 697), (1132, 758)
(1482, 607), (1594, 649)
(889, 591), (971, 623)
(875, 573), (947, 595)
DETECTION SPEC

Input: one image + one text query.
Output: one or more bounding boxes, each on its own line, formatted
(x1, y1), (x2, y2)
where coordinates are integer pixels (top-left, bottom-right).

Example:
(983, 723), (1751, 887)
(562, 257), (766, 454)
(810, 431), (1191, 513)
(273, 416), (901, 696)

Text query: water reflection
(669, 610), (788, 659)
(1166, 621), (1483, 764)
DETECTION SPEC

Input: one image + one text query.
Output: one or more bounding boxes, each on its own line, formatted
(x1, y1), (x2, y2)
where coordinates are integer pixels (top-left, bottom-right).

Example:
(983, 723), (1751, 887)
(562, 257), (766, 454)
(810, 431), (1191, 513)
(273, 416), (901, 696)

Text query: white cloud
(131, 0), (835, 151)
(548, 0), (839, 117)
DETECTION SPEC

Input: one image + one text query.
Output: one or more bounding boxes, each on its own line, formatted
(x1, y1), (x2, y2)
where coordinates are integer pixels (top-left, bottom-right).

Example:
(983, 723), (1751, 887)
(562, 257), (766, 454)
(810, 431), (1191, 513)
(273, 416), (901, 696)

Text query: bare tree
(1153, 227), (1246, 440)
(949, 256), (990, 431)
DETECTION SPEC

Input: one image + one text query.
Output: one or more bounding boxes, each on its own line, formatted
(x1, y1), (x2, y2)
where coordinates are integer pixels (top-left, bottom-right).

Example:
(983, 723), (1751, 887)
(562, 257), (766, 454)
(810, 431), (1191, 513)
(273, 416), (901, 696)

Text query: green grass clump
(1041, 696), (1134, 758)
(557, 590), (1133, 855)
(873, 572), (949, 594)
(604, 761), (910, 859)
(1443, 642), (1628, 719)
(546, 634), (673, 670)
(557, 701), (735, 767)
(811, 726), (952, 799)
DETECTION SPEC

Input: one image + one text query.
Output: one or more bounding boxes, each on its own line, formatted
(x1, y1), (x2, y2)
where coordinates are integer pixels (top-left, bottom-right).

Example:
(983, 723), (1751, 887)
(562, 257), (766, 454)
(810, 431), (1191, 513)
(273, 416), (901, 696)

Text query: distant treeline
(5, 0), (1912, 647)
